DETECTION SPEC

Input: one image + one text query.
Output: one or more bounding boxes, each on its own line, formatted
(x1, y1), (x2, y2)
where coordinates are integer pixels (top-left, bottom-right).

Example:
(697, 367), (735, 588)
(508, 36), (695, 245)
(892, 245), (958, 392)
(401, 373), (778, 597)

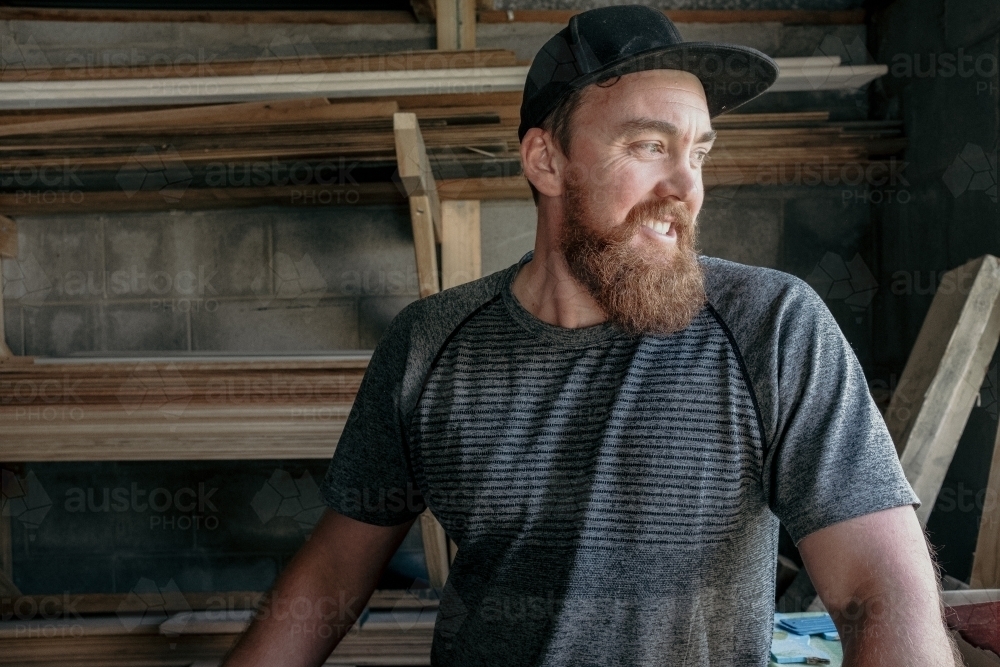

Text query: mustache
(595, 198), (695, 247)
(624, 199), (695, 235)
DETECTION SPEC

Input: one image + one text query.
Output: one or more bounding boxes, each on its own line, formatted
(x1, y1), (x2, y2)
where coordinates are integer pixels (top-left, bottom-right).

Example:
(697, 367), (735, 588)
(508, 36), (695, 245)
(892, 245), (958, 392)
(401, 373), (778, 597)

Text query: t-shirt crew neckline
(501, 251), (629, 350)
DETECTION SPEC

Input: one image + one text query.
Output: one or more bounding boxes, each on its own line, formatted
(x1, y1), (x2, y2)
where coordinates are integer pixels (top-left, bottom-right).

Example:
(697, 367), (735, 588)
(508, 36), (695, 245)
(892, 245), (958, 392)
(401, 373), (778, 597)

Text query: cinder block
(23, 304), (99, 357)
(104, 210), (267, 301)
(480, 201), (537, 276)
(191, 298), (359, 352)
(272, 206), (419, 298)
(7, 216), (103, 304)
(100, 302), (189, 352)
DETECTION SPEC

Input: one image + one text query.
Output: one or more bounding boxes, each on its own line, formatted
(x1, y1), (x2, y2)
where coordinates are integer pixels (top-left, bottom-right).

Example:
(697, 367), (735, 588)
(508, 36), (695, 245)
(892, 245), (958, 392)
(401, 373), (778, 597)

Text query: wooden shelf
(0, 355), (368, 462)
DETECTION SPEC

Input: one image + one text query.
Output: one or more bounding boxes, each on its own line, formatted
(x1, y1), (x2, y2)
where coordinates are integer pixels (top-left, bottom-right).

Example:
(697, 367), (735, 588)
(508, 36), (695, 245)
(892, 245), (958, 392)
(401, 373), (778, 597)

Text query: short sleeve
(319, 313), (427, 526)
(763, 285), (918, 544)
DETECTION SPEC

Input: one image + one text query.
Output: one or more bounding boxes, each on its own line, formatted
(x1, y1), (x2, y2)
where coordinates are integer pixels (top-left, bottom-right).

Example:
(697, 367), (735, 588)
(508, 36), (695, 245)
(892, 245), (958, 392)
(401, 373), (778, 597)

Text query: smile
(641, 220), (673, 236)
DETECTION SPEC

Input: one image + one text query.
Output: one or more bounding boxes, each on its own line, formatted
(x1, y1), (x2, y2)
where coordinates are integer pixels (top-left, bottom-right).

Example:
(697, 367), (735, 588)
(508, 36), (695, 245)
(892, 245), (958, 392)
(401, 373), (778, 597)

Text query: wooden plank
(0, 215), (16, 258)
(0, 589), (437, 617)
(971, 424), (1000, 588)
(477, 9), (866, 24)
(420, 510), (450, 589)
(460, 0), (477, 50)
(394, 112), (442, 241)
(0, 356), (369, 461)
(0, 216), (15, 359)
(0, 8), (419, 24)
(2, 49), (518, 83)
(440, 200), (481, 289)
(409, 196), (441, 298)
(436, 0), (459, 51)
(0, 98), (398, 138)
(886, 255), (1000, 525)
(0, 622), (433, 665)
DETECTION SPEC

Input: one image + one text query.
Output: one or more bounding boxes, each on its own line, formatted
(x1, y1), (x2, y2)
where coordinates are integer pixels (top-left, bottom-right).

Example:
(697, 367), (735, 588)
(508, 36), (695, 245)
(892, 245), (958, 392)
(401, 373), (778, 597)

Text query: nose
(651, 155), (700, 203)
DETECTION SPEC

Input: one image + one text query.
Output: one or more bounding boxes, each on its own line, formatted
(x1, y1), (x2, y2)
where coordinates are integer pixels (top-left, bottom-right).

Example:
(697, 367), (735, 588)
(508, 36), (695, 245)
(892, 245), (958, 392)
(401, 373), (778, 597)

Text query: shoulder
(699, 255), (831, 337)
(369, 264), (515, 417)
(386, 266), (512, 348)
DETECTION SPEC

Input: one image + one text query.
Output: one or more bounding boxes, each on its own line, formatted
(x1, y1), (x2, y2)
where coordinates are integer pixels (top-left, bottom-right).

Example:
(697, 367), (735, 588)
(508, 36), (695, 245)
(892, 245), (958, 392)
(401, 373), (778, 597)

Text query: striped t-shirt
(321, 251), (916, 667)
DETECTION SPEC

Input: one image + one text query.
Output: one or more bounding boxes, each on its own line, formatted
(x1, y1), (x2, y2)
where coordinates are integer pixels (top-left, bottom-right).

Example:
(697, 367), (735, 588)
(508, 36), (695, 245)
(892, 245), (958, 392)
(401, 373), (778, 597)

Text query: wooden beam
(0, 216), (16, 360)
(440, 200), (481, 289)
(0, 589), (437, 617)
(886, 255), (1000, 525)
(409, 195), (441, 298)
(461, 0), (477, 50)
(0, 98), (399, 138)
(0, 8), (418, 24)
(477, 9), (866, 24)
(436, 0), (476, 51)
(393, 113), (442, 238)
(971, 424), (1000, 588)
(2, 49), (517, 83)
(0, 356), (369, 462)
(420, 510), (450, 589)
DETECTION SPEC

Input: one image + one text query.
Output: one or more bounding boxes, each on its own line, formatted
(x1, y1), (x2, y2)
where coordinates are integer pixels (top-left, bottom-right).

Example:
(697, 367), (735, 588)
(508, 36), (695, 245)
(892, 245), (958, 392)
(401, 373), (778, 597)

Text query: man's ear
(520, 128), (564, 198)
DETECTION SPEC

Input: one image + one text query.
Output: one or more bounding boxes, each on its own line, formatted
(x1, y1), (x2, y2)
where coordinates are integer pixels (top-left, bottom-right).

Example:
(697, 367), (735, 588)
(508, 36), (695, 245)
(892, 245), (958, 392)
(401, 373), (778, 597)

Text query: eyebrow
(615, 118), (717, 145)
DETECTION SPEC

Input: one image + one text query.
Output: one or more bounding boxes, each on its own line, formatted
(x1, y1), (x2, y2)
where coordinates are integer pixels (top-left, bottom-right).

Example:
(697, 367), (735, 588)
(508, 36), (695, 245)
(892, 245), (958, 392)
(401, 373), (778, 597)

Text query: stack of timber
(0, 355), (368, 461)
(0, 589), (437, 666)
(0, 93), (905, 214)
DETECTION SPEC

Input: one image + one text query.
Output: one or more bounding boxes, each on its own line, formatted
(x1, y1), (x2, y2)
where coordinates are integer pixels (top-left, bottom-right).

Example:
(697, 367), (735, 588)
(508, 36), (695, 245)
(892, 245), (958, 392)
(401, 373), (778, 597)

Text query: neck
(510, 197), (607, 329)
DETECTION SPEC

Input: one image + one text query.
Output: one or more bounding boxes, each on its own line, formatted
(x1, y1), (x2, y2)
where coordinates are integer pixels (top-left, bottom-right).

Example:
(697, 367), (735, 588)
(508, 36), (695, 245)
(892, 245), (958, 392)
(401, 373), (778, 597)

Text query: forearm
(221, 553), (373, 667)
(222, 510), (414, 667)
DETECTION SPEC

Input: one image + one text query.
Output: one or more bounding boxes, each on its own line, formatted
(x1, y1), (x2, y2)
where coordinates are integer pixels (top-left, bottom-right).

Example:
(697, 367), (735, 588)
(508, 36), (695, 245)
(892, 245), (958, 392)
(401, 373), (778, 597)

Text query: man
(224, 6), (958, 666)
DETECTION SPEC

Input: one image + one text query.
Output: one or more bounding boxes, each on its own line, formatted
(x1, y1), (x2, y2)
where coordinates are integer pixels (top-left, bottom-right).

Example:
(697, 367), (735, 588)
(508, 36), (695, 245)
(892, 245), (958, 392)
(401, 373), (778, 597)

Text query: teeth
(642, 220), (672, 235)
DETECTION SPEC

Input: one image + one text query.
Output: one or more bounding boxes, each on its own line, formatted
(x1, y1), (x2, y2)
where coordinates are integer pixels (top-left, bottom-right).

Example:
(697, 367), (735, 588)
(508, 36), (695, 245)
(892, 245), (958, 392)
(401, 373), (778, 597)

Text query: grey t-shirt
(320, 252), (917, 667)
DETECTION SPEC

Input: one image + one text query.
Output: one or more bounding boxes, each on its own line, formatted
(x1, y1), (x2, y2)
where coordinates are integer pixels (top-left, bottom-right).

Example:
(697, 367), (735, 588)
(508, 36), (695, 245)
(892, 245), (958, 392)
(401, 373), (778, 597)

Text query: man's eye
(636, 142), (662, 154)
(692, 151), (710, 165)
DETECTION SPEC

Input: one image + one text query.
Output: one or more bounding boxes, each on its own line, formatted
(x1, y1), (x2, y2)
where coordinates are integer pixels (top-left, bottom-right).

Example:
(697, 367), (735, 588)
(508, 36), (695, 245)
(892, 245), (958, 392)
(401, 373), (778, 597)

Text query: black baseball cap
(518, 5), (779, 141)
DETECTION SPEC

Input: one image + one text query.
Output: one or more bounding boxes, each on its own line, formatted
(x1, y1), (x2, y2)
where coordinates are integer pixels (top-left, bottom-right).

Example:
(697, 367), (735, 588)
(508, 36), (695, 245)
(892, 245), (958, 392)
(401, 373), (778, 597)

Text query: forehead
(575, 69), (712, 136)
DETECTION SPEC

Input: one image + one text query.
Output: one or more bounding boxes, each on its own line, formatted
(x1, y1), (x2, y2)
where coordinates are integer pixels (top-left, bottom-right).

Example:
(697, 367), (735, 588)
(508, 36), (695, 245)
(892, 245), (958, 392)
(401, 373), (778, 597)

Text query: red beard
(560, 184), (706, 335)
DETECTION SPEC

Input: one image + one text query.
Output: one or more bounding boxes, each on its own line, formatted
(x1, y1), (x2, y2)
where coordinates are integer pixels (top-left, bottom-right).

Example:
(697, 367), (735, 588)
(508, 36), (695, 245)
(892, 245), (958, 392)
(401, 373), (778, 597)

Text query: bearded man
(224, 6), (958, 667)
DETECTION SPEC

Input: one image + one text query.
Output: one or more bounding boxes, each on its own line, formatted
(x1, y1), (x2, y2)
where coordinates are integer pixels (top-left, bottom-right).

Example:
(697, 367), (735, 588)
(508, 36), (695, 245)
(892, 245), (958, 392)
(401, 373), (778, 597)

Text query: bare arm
(797, 505), (960, 667)
(222, 508), (417, 667)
